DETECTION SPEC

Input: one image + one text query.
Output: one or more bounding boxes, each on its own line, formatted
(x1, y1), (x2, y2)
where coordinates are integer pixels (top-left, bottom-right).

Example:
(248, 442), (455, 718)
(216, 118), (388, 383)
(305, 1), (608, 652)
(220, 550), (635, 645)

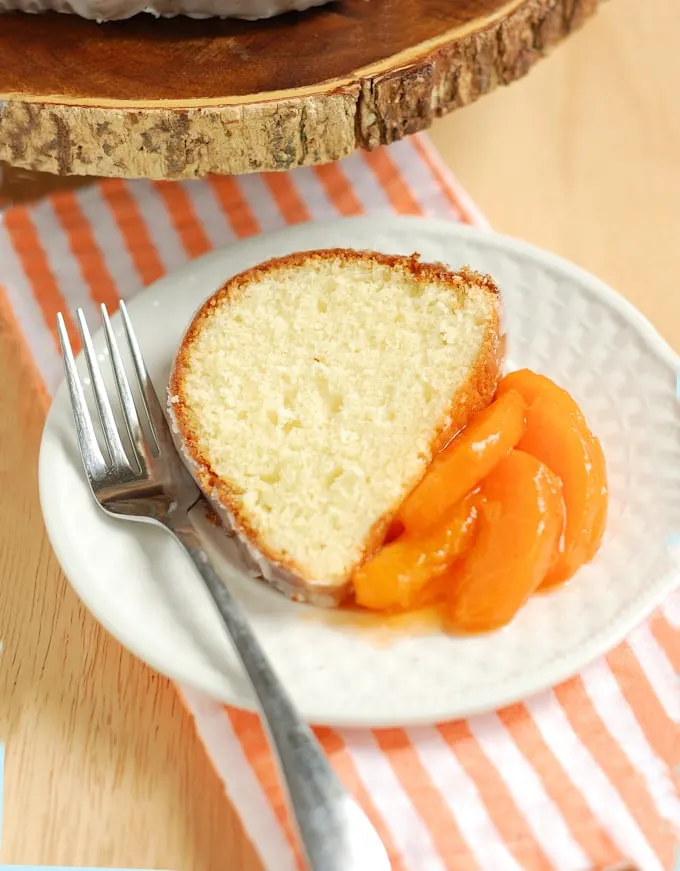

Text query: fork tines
(57, 302), (161, 482)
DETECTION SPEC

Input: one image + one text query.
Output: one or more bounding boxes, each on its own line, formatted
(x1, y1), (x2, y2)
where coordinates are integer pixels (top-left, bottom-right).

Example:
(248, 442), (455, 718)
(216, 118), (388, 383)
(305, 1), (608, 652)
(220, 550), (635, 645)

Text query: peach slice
(445, 450), (565, 633)
(354, 496), (478, 612)
(396, 389), (527, 535)
(498, 369), (608, 586)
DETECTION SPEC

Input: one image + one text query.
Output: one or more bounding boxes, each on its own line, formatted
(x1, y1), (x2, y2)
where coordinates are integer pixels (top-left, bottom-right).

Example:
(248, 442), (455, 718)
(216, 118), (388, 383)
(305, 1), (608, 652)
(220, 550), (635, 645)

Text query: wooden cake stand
(0, 0), (600, 179)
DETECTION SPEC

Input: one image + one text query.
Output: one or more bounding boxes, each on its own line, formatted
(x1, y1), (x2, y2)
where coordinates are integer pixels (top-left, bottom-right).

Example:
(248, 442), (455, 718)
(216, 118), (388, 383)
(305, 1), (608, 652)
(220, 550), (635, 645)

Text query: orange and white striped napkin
(1, 135), (678, 871)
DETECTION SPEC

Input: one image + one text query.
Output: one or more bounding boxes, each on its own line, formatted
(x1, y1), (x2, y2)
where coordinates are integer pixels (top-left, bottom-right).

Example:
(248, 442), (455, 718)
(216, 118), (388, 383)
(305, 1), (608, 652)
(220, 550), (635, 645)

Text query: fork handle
(172, 523), (390, 871)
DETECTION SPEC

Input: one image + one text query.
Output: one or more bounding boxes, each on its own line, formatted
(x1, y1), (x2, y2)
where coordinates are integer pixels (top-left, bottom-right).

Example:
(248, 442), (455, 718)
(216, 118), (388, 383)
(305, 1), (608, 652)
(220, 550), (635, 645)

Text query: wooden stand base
(0, 0), (601, 179)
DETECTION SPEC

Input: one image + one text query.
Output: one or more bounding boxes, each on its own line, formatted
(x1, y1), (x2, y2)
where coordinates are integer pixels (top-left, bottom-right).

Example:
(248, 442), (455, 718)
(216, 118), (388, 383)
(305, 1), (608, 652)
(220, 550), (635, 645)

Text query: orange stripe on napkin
(208, 176), (261, 239)
(554, 678), (675, 867)
(97, 179), (165, 286)
(316, 728), (409, 871)
(410, 137), (464, 222)
(498, 703), (625, 868)
(375, 729), (482, 870)
(2, 207), (75, 349)
(263, 174), (310, 225)
(437, 721), (555, 871)
(51, 191), (120, 313)
(362, 150), (421, 216)
(0, 281), (50, 402)
(607, 644), (678, 767)
(154, 181), (212, 259)
(227, 708), (305, 868)
(650, 613), (680, 678)
(314, 164), (364, 217)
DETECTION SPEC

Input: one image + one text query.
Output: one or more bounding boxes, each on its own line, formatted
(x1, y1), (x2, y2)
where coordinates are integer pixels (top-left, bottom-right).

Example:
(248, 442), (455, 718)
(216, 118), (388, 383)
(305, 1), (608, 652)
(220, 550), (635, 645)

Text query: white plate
(39, 216), (680, 727)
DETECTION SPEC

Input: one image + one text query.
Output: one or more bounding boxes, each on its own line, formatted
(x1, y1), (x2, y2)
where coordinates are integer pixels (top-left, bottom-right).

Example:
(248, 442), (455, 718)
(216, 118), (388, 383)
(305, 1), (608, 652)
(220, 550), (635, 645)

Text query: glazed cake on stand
(0, 0), (334, 19)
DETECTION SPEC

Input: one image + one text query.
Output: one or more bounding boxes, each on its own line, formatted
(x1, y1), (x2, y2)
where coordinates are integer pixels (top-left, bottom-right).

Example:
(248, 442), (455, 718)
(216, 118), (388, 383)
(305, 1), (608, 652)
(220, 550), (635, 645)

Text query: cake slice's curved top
(169, 249), (502, 606)
(0, 0), (333, 20)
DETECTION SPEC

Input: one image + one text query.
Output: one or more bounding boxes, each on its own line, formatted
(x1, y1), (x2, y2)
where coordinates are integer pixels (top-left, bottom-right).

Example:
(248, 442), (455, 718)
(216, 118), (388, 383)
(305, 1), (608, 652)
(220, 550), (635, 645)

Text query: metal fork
(57, 302), (391, 871)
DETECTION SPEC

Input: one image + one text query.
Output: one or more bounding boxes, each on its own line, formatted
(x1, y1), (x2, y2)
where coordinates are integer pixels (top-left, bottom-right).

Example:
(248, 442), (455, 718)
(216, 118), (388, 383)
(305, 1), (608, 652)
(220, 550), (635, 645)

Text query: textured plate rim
(38, 216), (680, 727)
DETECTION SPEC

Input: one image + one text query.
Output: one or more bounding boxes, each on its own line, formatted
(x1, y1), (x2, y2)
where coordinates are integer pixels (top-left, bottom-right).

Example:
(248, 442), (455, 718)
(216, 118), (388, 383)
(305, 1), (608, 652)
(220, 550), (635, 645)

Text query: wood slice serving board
(0, 0), (601, 179)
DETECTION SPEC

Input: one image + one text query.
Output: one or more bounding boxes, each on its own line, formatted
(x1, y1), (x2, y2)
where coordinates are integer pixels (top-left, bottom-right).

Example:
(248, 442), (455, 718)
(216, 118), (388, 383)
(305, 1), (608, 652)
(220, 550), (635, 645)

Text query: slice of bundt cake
(169, 249), (502, 607)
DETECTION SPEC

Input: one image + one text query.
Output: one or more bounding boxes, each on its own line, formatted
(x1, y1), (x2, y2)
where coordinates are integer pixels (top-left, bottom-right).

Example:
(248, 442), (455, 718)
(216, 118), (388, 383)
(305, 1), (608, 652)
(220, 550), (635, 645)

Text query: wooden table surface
(1, 1), (678, 868)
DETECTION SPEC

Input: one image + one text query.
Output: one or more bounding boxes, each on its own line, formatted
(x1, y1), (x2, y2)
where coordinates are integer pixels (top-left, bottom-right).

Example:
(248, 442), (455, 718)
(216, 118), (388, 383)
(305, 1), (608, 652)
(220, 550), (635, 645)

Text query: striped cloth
(1, 135), (678, 871)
